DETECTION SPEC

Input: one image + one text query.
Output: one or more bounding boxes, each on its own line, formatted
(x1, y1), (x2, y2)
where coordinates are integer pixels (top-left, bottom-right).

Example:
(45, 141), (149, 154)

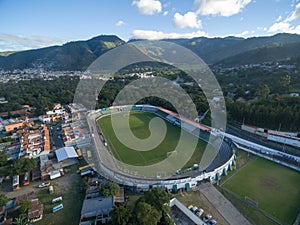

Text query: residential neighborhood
(0, 102), (94, 224)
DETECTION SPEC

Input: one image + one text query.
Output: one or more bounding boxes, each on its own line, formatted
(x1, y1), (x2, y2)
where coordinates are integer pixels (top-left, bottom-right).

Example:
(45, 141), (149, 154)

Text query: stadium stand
(206, 141), (232, 172)
(91, 104), (234, 187)
(181, 121), (197, 133)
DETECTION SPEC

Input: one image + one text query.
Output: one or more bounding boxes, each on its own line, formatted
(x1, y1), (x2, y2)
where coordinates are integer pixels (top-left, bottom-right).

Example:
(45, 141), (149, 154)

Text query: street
(49, 124), (64, 149)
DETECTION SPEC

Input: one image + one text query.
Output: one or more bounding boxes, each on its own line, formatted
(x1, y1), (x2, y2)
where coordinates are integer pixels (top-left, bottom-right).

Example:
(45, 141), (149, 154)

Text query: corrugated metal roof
(55, 146), (78, 162)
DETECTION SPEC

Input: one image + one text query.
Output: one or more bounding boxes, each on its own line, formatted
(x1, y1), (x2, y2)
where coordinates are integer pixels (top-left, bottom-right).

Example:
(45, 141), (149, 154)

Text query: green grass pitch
(223, 156), (300, 224)
(97, 112), (207, 168)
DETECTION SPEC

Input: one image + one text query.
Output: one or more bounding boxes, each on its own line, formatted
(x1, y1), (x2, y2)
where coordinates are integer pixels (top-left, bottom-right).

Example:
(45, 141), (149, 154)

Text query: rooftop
(55, 146), (78, 162)
(81, 195), (114, 219)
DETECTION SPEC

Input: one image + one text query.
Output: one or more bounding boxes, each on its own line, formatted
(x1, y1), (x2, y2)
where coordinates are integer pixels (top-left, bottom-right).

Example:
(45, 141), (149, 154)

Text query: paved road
(199, 183), (251, 225)
(49, 124), (64, 149)
(1, 182), (39, 199)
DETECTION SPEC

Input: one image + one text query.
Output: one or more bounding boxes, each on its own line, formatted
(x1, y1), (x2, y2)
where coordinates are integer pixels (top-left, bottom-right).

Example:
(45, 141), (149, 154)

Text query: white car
(38, 181), (50, 188)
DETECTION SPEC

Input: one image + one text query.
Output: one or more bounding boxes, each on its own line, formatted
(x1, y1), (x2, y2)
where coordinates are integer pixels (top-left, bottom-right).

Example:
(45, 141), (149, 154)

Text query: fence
(218, 187), (284, 225)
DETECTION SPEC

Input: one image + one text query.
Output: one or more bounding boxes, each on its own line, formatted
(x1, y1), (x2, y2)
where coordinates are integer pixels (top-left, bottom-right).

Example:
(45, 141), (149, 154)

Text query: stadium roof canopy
(55, 146), (78, 162)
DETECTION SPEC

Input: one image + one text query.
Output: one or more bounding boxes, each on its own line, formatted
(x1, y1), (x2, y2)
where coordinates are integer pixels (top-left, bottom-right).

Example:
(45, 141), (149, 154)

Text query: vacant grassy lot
(97, 112), (206, 168)
(35, 170), (85, 225)
(222, 157), (300, 225)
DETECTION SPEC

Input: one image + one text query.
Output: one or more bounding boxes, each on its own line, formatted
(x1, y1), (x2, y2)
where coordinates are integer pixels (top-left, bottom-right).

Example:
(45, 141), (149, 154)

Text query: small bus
(77, 164), (94, 173)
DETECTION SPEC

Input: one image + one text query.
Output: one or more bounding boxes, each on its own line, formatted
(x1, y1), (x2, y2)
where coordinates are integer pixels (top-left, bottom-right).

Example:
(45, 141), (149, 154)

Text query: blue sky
(0, 0), (300, 51)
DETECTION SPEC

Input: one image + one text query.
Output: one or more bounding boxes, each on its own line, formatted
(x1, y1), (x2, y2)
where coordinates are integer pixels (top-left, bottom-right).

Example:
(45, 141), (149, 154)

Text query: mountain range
(1, 33), (300, 71)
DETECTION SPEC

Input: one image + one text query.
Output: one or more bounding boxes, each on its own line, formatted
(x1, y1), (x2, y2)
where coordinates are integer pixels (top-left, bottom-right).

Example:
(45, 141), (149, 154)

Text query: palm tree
(13, 215), (30, 225)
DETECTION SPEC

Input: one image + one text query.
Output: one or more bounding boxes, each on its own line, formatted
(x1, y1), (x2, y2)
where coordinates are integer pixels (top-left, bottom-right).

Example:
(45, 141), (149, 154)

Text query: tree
(135, 202), (161, 225)
(256, 84), (270, 99)
(22, 158), (37, 173)
(111, 205), (131, 225)
(12, 159), (23, 175)
(18, 199), (32, 214)
(144, 188), (171, 214)
(101, 182), (120, 197)
(0, 151), (8, 167)
(12, 158), (37, 175)
(159, 212), (175, 225)
(278, 74), (291, 92)
(0, 193), (9, 207)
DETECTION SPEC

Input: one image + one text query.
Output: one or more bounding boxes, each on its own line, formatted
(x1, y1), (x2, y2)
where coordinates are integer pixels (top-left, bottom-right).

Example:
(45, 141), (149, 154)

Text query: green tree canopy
(0, 193), (9, 207)
(18, 199), (32, 214)
(12, 158), (37, 175)
(256, 84), (270, 99)
(144, 188), (171, 214)
(135, 202), (162, 225)
(12, 159), (23, 175)
(12, 215), (30, 225)
(101, 182), (120, 197)
(0, 151), (8, 167)
(159, 211), (175, 225)
(111, 205), (131, 225)
(278, 74), (291, 92)
(22, 158), (37, 173)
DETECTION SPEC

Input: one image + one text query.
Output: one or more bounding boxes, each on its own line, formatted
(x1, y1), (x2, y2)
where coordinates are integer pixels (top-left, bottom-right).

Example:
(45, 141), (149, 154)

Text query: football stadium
(86, 105), (235, 191)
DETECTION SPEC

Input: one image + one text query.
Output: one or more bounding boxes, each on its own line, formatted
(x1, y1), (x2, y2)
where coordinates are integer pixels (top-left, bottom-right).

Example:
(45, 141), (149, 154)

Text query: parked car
(187, 205), (193, 210)
(203, 214), (212, 222)
(195, 208), (204, 217)
(208, 219), (217, 225)
(38, 182), (50, 188)
(191, 206), (198, 213)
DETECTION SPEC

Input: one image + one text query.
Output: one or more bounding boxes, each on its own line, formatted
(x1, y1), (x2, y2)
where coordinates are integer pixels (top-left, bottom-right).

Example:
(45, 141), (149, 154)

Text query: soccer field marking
(221, 156), (300, 224)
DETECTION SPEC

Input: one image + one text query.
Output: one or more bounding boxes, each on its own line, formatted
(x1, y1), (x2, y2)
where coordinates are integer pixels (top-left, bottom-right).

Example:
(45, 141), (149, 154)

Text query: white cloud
(163, 11), (168, 16)
(268, 22), (291, 33)
(132, 0), (162, 15)
(285, 3), (300, 22)
(115, 20), (125, 26)
(173, 12), (202, 29)
(276, 15), (282, 22)
(131, 29), (208, 40)
(268, 3), (300, 34)
(0, 33), (67, 52)
(267, 3), (300, 35)
(235, 30), (250, 37)
(194, 0), (252, 17)
(268, 21), (300, 34)
(234, 30), (255, 37)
